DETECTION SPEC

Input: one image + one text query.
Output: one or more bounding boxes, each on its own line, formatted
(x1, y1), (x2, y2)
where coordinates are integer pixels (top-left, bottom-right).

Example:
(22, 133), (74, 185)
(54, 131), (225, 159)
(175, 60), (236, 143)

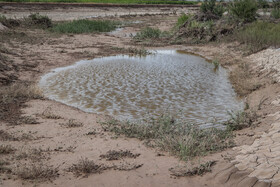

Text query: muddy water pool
(39, 50), (243, 127)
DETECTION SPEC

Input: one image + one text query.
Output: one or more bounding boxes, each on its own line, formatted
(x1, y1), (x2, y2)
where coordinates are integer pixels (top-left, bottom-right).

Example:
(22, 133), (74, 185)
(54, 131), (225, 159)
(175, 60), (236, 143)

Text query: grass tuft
(233, 21), (280, 52)
(59, 119), (83, 128)
(16, 164), (58, 181)
(0, 145), (15, 154)
(68, 158), (105, 176)
(134, 27), (162, 40)
(51, 20), (119, 34)
(169, 160), (216, 177)
(101, 115), (233, 161)
(100, 150), (140, 161)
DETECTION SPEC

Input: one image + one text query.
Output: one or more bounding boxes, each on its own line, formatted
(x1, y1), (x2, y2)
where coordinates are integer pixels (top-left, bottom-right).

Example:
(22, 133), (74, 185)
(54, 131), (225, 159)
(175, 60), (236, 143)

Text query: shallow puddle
(40, 50), (243, 127)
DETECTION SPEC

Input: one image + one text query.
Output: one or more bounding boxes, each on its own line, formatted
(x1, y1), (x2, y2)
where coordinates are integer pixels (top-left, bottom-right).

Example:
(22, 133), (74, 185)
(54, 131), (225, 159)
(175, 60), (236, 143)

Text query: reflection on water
(39, 50), (243, 127)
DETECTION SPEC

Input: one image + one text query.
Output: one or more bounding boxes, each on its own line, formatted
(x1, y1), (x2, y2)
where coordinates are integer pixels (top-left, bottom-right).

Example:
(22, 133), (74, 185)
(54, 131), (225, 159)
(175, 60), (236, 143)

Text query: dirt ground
(0, 3), (280, 187)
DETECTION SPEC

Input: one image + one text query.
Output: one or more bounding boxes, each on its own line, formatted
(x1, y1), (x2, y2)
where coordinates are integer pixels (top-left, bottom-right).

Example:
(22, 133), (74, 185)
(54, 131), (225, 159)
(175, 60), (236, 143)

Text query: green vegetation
(51, 20), (119, 34)
(134, 27), (162, 40)
(257, 0), (269, 8)
(101, 115), (233, 161)
(271, 0), (280, 18)
(176, 13), (191, 28)
(229, 0), (258, 22)
(200, 0), (225, 17)
(234, 21), (280, 52)
(0, 0), (197, 4)
(271, 8), (280, 18)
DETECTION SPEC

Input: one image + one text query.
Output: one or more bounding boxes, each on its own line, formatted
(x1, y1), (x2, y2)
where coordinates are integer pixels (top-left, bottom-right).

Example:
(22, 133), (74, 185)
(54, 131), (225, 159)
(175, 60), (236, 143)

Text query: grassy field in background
(0, 0), (197, 4)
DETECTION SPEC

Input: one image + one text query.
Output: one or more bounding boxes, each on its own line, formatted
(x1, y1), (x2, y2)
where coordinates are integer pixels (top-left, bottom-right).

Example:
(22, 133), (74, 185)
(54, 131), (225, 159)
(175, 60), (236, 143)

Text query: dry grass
(20, 115), (40, 124)
(101, 115), (233, 161)
(169, 161), (216, 177)
(0, 83), (43, 103)
(100, 150), (140, 161)
(16, 164), (58, 181)
(16, 148), (49, 162)
(0, 145), (15, 154)
(0, 130), (19, 141)
(40, 107), (62, 119)
(60, 119), (83, 128)
(68, 158), (105, 176)
(0, 160), (11, 174)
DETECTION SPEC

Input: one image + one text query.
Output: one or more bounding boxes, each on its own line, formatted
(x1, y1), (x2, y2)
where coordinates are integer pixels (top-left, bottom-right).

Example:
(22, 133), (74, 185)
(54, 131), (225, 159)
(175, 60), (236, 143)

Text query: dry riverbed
(0, 3), (280, 187)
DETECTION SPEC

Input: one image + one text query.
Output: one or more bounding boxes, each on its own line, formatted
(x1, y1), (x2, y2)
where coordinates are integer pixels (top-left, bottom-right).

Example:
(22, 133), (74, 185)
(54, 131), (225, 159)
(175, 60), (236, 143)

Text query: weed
(127, 47), (151, 57)
(176, 13), (191, 28)
(224, 110), (257, 130)
(134, 27), (162, 40)
(25, 13), (52, 29)
(59, 119), (83, 128)
(271, 8), (280, 19)
(16, 164), (58, 181)
(257, 0), (269, 8)
(273, 0), (280, 8)
(100, 150), (140, 161)
(169, 160), (216, 177)
(200, 0), (225, 17)
(101, 115), (233, 161)
(233, 21), (280, 52)
(0, 145), (15, 154)
(51, 20), (119, 34)
(212, 59), (220, 69)
(229, 0), (258, 22)
(68, 158), (105, 176)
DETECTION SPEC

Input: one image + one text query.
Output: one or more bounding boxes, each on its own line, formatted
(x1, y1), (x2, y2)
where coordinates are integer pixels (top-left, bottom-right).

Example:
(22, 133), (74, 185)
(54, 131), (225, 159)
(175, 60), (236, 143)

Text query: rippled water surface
(40, 50), (243, 126)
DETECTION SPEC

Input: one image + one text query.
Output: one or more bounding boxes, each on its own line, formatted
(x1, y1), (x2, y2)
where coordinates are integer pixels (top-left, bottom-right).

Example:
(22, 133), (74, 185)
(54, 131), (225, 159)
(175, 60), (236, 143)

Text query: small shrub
(0, 145), (15, 154)
(68, 158), (105, 176)
(169, 161), (216, 176)
(200, 0), (225, 17)
(51, 20), (119, 34)
(40, 107), (62, 119)
(229, 0), (258, 22)
(25, 13), (52, 29)
(59, 119), (83, 128)
(134, 27), (161, 40)
(16, 164), (58, 181)
(273, 0), (280, 8)
(271, 8), (280, 19)
(100, 150), (140, 161)
(257, 0), (269, 8)
(0, 15), (20, 28)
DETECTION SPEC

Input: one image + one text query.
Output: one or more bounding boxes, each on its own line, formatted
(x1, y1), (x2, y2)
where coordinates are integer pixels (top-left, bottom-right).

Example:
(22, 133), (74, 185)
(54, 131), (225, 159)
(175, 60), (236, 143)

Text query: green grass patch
(176, 13), (191, 28)
(0, 0), (197, 5)
(234, 21), (280, 52)
(51, 19), (119, 34)
(101, 115), (233, 161)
